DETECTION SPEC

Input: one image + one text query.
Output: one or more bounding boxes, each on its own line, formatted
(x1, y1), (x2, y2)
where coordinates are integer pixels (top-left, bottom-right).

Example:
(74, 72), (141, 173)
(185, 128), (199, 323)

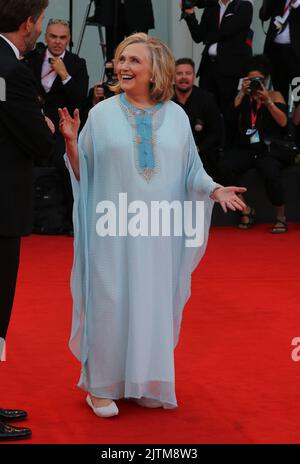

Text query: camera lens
(249, 77), (263, 92)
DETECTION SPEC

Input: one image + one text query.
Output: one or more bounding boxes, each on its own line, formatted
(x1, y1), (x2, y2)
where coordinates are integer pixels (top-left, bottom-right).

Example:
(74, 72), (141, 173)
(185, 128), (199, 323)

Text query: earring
(150, 77), (155, 83)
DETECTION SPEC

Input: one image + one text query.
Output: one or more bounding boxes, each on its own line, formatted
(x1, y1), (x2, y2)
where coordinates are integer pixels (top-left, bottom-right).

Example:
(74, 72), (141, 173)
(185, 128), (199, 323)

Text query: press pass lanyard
(250, 97), (262, 129)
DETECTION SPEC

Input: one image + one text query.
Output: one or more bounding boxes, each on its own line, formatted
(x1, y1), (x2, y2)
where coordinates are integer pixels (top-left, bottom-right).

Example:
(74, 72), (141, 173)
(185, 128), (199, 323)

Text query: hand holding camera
(181, 0), (196, 15)
(235, 76), (268, 108)
(239, 76), (273, 108)
(92, 82), (105, 105)
(241, 76), (266, 97)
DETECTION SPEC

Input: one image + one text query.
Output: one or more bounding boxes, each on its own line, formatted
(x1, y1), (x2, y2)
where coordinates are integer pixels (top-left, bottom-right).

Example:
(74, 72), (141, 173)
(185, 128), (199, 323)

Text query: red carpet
(1, 224), (300, 444)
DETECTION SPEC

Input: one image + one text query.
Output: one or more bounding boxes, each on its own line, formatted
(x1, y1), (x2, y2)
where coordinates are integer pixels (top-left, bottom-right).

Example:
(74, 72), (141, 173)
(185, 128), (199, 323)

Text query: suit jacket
(185, 0), (253, 77)
(172, 86), (223, 155)
(259, 0), (300, 60)
(0, 37), (54, 237)
(27, 46), (89, 129)
(94, 0), (155, 31)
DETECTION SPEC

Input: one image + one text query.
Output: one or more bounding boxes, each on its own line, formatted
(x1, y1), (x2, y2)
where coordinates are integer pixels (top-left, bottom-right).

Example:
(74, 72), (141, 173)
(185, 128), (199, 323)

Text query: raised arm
(58, 107), (81, 180)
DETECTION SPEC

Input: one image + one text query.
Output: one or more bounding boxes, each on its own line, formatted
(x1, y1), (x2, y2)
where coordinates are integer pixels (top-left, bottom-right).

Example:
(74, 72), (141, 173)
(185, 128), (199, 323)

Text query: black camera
(249, 77), (264, 93)
(180, 1), (217, 20)
(183, 0), (217, 8)
(101, 61), (117, 99)
(180, 0), (200, 20)
(182, 0), (199, 8)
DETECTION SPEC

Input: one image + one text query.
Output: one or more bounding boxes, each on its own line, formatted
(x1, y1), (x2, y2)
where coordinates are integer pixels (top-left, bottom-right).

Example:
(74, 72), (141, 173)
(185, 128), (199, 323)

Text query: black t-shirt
(172, 85), (223, 154)
(234, 95), (287, 148)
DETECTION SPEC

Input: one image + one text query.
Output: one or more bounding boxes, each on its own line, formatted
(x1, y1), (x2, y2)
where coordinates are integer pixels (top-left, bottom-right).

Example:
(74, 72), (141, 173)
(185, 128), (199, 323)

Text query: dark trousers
(200, 149), (220, 180)
(218, 145), (285, 206)
(198, 58), (240, 145)
(267, 42), (300, 105)
(267, 43), (300, 148)
(198, 59), (240, 117)
(0, 237), (21, 340)
(52, 134), (73, 228)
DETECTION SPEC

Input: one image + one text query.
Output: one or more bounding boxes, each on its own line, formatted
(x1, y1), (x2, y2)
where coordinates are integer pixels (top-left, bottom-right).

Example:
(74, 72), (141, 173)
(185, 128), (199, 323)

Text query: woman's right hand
(58, 107), (80, 141)
(241, 77), (251, 95)
(241, 77), (251, 96)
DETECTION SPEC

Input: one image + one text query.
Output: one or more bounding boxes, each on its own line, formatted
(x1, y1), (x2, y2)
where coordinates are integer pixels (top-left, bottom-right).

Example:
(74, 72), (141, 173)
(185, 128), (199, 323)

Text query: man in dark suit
(182, 0), (253, 117)
(0, 0), (54, 440)
(260, 0), (300, 105)
(87, 0), (155, 60)
(172, 57), (223, 178)
(27, 19), (89, 234)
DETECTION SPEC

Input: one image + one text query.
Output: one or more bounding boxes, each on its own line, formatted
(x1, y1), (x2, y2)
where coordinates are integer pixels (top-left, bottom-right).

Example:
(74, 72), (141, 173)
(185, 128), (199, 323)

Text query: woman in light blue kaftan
(61, 33), (245, 413)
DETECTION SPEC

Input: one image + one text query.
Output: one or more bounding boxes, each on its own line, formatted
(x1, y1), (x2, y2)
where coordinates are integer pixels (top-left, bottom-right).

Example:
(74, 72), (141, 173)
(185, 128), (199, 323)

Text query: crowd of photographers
(26, 0), (300, 234)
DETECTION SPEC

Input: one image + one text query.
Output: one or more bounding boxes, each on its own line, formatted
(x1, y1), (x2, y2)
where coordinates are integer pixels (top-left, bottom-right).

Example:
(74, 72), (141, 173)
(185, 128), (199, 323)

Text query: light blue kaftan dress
(66, 94), (218, 408)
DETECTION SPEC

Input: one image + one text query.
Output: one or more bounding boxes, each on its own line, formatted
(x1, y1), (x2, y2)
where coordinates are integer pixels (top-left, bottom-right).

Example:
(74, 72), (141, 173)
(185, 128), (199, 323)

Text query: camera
(180, 0), (200, 20)
(182, 0), (199, 9)
(180, 1), (217, 20)
(248, 77), (264, 93)
(101, 61), (117, 99)
(183, 0), (217, 8)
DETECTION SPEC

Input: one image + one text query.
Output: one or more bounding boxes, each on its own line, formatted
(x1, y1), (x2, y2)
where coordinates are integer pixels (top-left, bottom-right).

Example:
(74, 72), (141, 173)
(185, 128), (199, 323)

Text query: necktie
(283, 0), (292, 15)
(41, 57), (56, 93)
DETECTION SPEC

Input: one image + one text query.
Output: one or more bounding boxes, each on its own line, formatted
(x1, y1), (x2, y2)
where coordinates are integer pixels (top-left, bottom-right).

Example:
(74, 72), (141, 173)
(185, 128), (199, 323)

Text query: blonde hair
(112, 33), (175, 103)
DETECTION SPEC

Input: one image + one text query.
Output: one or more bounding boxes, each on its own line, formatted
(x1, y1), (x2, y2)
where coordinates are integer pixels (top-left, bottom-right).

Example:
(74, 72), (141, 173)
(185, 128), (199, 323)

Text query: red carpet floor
(1, 224), (300, 444)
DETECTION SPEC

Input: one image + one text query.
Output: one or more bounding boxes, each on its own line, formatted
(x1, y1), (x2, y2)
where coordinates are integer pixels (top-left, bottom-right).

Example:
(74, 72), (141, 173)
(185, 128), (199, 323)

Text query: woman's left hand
(211, 186), (247, 213)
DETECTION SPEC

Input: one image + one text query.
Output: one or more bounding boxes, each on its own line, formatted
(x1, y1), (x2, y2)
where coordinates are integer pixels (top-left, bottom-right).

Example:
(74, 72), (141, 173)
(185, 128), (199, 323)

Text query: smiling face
(175, 63), (195, 93)
(116, 42), (153, 99)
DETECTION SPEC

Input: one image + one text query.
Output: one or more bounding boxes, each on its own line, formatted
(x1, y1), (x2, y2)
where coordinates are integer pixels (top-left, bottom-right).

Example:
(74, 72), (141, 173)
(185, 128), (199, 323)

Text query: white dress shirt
(41, 49), (71, 93)
(274, 0), (300, 45)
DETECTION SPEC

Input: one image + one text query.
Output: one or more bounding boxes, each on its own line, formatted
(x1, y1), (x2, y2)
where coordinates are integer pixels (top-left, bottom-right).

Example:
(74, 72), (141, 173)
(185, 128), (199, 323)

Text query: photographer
(181, 0), (253, 117)
(172, 57), (223, 178)
(87, 0), (155, 61)
(218, 55), (290, 233)
(81, 60), (117, 125)
(260, 0), (300, 105)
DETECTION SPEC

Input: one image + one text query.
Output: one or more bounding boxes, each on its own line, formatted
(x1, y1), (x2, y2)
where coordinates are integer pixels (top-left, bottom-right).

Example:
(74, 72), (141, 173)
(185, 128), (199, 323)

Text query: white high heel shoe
(86, 395), (119, 418)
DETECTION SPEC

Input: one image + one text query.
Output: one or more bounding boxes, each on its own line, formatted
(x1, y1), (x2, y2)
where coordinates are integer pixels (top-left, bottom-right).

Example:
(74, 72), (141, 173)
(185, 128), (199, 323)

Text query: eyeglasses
(47, 18), (70, 27)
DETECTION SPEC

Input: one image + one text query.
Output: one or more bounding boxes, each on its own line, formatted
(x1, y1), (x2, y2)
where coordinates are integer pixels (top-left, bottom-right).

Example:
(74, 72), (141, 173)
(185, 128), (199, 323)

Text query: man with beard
(172, 58), (223, 178)
(0, 0), (54, 440)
